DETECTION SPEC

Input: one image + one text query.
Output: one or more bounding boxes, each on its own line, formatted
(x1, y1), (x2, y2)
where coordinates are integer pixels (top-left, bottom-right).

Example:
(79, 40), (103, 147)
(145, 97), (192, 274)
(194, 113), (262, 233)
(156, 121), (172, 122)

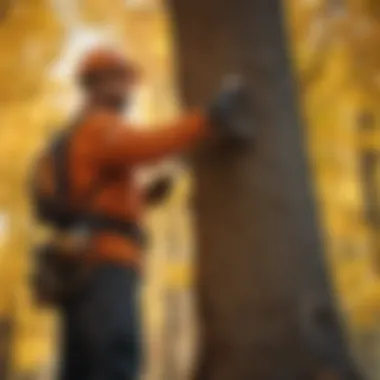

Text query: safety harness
(31, 121), (145, 248)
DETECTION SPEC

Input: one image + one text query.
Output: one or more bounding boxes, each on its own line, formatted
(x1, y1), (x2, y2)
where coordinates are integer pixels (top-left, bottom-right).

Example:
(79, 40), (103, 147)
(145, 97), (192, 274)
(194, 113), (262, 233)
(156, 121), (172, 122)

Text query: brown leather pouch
(31, 240), (91, 308)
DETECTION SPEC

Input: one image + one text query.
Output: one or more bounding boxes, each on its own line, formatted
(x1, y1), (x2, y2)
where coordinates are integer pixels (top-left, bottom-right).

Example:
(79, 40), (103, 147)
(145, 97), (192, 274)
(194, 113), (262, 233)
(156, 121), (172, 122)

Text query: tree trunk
(0, 317), (14, 380)
(168, 1), (362, 379)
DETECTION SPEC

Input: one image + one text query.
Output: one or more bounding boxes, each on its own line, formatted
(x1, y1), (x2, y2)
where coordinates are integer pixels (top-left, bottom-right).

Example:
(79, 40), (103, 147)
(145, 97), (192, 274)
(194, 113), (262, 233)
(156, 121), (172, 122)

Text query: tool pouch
(31, 239), (91, 308)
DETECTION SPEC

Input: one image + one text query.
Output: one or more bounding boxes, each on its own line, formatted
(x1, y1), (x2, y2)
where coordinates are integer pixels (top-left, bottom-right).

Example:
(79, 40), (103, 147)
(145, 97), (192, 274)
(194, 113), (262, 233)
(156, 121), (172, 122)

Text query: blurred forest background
(0, 0), (379, 379)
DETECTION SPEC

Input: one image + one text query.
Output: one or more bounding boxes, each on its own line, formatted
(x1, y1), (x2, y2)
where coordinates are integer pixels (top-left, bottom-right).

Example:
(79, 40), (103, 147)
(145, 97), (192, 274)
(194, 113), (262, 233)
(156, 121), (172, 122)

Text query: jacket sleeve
(90, 111), (210, 167)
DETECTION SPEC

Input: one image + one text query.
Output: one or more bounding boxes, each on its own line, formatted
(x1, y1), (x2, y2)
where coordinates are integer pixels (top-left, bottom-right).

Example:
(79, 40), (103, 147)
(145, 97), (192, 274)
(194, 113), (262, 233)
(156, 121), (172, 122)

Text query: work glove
(208, 76), (252, 143)
(145, 176), (173, 206)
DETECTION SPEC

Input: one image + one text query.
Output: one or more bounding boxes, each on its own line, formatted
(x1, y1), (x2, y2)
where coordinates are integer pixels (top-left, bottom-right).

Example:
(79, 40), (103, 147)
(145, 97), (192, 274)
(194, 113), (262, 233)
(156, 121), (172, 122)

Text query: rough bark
(168, 1), (362, 379)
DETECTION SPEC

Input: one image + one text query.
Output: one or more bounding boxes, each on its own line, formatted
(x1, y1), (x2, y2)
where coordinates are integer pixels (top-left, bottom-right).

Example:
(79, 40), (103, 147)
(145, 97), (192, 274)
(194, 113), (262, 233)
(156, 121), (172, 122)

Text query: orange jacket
(38, 108), (209, 267)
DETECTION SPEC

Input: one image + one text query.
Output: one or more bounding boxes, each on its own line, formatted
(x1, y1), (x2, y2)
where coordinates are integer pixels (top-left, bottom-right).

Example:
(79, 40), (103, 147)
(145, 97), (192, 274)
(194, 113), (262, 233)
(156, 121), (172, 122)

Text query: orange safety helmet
(77, 47), (140, 87)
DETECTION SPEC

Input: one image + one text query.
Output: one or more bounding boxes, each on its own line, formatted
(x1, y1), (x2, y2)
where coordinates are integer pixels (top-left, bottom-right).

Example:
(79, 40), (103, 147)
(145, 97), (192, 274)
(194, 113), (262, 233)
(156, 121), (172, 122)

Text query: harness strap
(45, 118), (145, 247)
(51, 125), (76, 203)
(80, 214), (146, 247)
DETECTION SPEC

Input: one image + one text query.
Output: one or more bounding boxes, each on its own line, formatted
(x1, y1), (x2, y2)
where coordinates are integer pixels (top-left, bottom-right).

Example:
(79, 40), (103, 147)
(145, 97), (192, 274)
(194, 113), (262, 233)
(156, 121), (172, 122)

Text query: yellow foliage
(165, 263), (193, 289)
(287, 0), (380, 334)
(0, 1), (64, 101)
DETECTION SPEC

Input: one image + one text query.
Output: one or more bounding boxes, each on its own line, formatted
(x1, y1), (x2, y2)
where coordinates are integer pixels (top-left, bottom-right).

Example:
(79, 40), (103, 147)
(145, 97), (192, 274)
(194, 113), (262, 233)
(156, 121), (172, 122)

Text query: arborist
(30, 46), (248, 380)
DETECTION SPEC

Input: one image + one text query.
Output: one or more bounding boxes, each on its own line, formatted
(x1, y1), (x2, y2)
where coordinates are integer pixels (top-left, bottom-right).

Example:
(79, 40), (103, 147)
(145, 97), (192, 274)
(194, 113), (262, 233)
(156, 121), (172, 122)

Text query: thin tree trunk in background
(0, 317), (14, 380)
(168, 1), (361, 379)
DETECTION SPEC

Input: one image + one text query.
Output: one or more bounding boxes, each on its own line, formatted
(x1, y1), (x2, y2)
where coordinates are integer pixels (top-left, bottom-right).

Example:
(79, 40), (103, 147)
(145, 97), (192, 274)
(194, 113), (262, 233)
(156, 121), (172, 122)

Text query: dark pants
(59, 264), (141, 380)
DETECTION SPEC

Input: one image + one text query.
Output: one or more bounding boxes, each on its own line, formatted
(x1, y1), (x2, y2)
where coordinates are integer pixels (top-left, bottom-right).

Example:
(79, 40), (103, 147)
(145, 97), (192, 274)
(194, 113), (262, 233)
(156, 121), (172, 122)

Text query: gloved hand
(208, 76), (252, 143)
(145, 176), (173, 206)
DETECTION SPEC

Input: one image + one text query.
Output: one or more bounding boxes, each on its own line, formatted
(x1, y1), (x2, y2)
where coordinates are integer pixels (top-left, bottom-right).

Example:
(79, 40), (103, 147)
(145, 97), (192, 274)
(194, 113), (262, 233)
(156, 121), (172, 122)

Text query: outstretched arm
(91, 111), (209, 167)
(87, 80), (250, 168)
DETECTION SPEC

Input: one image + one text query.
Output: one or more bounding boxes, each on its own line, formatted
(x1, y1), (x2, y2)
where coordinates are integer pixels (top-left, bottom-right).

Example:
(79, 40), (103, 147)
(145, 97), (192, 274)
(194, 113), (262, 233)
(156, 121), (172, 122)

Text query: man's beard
(103, 94), (128, 112)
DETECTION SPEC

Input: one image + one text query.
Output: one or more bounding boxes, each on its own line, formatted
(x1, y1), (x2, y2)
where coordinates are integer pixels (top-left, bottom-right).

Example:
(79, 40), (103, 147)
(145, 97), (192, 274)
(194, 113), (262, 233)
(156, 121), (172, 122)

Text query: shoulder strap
(51, 131), (70, 203)
(50, 118), (106, 209)
(50, 121), (79, 204)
